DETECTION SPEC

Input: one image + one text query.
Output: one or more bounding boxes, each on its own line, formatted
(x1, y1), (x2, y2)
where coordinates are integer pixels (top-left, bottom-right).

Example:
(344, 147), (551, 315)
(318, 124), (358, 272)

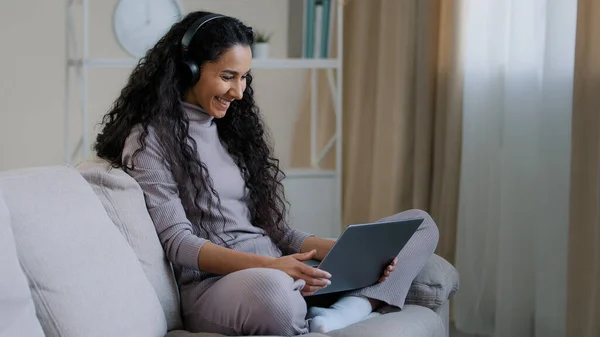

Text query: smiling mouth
(216, 97), (233, 106)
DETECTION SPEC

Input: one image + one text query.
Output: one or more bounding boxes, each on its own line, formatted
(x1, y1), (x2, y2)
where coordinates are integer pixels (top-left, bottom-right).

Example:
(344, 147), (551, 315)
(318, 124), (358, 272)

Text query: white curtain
(453, 0), (577, 336)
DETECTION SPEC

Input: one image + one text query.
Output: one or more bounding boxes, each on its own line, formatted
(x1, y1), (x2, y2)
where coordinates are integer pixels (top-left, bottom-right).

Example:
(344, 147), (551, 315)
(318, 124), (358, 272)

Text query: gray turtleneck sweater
(121, 102), (312, 300)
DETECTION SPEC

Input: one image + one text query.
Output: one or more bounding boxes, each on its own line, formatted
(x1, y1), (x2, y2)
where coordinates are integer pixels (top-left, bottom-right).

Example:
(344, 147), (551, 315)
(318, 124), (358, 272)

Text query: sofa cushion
(326, 305), (445, 337)
(0, 192), (45, 337)
(0, 166), (167, 337)
(77, 157), (183, 331)
(405, 254), (459, 310)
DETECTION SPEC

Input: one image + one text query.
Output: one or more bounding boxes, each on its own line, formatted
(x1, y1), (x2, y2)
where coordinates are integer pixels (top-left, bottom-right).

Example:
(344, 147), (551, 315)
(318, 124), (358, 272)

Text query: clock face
(113, 0), (183, 58)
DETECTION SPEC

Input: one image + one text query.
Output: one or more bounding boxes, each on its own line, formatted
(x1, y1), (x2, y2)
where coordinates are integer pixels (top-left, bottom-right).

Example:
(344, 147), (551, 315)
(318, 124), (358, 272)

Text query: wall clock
(113, 0), (184, 58)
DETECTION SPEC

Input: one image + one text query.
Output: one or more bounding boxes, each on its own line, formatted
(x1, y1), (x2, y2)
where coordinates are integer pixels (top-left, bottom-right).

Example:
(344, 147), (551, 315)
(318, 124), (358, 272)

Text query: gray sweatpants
(183, 209), (439, 336)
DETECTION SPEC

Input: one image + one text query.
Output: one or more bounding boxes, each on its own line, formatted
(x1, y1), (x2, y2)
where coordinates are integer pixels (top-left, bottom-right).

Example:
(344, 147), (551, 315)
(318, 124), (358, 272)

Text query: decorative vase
(253, 43), (270, 59)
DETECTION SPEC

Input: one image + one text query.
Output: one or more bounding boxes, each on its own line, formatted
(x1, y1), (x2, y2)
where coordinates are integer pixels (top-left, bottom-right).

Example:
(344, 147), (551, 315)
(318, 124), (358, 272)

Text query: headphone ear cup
(182, 59), (200, 85)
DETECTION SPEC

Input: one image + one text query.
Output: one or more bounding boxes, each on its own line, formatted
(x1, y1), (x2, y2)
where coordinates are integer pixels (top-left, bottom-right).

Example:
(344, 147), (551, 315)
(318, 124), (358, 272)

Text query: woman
(94, 11), (439, 336)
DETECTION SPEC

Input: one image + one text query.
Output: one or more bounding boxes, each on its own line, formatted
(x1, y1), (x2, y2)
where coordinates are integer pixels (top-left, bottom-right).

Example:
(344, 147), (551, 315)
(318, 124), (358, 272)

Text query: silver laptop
(303, 217), (424, 296)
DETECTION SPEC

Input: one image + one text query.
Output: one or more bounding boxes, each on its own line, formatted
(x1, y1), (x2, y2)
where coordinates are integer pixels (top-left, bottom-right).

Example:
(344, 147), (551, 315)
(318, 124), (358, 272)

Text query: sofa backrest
(0, 165), (167, 337)
(77, 157), (183, 331)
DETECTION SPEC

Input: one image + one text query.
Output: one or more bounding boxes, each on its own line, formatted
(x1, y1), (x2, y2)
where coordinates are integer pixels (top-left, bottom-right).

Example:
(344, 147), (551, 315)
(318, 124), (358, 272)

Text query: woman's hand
(266, 250), (331, 296)
(378, 257), (398, 283)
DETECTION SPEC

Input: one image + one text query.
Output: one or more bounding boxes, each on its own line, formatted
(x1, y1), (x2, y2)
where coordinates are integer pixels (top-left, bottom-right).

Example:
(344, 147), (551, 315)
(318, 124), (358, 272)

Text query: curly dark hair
(94, 11), (290, 246)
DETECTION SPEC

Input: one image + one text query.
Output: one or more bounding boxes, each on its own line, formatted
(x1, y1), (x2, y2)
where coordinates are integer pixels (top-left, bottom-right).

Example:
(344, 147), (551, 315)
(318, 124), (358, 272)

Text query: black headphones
(180, 14), (227, 85)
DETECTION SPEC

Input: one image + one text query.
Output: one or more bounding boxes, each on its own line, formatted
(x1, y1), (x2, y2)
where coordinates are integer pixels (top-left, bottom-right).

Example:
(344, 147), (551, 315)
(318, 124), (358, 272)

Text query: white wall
(0, 1), (65, 170)
(0, 0), (308, 170)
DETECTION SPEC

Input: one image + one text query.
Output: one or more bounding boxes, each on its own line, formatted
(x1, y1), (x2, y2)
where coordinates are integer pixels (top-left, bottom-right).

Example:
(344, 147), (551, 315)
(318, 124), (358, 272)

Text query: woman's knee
(183, 269), (307, 335)
(240, 268), (303, 295)
(382, 209), (440, 248)
(239, 268), (308, 335)
(408, 208), (438, 231)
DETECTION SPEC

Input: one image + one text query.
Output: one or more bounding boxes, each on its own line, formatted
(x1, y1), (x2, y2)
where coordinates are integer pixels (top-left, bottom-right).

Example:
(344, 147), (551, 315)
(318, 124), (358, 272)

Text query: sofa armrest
(405, 254), (459, 310)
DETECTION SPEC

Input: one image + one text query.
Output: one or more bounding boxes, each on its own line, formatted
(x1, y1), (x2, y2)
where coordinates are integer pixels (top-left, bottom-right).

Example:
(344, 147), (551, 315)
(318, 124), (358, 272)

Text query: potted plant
(253, 30), (272, 59)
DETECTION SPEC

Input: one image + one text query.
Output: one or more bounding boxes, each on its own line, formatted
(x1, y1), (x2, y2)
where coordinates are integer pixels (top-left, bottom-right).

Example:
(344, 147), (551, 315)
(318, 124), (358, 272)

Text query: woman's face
(185, 44), (252, 118)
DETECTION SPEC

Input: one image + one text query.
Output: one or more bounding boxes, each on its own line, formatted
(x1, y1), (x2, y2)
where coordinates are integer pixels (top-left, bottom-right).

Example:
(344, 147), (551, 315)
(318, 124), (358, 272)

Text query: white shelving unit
(65, 0), (344, 237)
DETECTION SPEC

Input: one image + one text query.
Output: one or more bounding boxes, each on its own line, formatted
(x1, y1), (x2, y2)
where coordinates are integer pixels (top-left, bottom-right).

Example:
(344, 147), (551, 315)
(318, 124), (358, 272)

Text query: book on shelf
(303, 0), (335, 59)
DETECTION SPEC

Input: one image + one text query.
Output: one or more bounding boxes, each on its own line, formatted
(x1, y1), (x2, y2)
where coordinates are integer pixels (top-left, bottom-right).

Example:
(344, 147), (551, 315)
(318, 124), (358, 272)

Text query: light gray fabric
(405, 254), (459, 310)
(77, 157), (183, 331)
(0, 191), (45, 337)
(183, 268), (309, 336)
(0, 166), (167, 337)
(326, 305), (445, 337)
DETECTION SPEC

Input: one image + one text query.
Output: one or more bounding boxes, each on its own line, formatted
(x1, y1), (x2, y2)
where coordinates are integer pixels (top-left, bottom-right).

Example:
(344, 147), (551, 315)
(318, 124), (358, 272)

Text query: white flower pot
(253, 43), (270, 59)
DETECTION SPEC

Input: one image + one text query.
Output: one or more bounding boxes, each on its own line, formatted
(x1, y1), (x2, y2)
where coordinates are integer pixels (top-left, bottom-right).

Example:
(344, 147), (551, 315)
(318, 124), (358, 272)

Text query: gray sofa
(0, 160), (459, 337)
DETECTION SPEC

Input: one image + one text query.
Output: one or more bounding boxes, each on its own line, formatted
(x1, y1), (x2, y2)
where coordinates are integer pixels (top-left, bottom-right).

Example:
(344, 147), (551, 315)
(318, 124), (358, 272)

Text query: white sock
(307, 296), (373, 333)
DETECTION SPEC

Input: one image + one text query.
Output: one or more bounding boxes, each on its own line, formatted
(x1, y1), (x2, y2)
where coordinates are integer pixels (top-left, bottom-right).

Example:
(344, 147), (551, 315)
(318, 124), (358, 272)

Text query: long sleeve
(275, 225), (313, 255)
(122, 126), (207, 271)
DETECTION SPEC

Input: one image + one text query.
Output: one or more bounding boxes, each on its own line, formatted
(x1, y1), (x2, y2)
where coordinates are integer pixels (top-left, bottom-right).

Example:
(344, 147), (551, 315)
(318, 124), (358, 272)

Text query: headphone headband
(181, 14), (226, 53)
(180, 13), (227, 85)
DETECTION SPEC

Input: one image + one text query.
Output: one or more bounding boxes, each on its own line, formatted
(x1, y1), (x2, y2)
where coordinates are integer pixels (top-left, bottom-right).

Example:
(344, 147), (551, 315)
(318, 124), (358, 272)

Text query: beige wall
(0, 1), (65, 170)
(0, 0), (307, 170)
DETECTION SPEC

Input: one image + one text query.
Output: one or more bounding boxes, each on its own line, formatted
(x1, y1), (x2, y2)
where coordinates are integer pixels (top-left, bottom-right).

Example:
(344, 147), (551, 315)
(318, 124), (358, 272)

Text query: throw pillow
(77, 156), (183, 330)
